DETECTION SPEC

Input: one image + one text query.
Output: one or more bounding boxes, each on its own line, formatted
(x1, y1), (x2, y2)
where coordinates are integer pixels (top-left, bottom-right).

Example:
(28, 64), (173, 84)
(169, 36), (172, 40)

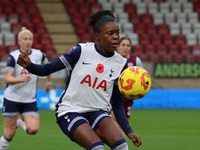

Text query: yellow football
(118, 66), (151, 99)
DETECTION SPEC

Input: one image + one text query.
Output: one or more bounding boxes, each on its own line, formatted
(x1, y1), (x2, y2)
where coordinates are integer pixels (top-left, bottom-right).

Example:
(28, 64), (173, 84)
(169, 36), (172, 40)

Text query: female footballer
(17, 10), (142, 150)
(0, 27), (52, 150)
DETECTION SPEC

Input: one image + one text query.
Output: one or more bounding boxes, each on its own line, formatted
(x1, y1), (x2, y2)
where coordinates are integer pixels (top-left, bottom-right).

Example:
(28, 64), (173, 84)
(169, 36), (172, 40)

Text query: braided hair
(89, 10), (116, 33)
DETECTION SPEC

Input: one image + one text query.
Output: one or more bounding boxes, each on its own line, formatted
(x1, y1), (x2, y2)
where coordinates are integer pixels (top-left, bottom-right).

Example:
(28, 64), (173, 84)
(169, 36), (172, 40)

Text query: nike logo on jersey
(82, 61), (91, 65)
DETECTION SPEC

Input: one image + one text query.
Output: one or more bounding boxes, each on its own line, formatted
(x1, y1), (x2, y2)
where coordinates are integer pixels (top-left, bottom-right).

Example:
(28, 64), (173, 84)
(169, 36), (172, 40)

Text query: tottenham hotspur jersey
(4, 49), (47, 103)
(56, 42), (127, 117)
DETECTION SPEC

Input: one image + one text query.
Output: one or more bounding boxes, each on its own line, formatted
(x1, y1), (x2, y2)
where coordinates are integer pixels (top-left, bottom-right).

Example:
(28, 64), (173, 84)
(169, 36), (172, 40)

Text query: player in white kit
(17, 11), (142, 150)
(0, 27), (52, 150)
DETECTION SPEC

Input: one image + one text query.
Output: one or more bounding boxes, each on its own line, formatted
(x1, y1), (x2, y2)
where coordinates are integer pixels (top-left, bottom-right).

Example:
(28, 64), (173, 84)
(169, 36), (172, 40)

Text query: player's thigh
(3, 116), (18, 139)
(95, 117), (124, 147)
(21, 101), (40, 132)
(2, 98), (19, 138)
(74, 123), (102, 149)
(22, 113), (40, 131)
(57, 112), (103, 149)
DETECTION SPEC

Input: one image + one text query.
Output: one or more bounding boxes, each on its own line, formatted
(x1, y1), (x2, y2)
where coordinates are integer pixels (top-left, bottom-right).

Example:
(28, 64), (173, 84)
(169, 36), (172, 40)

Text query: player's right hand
(127, 132), (142, 147)
(21, 75), (31, 83)
(17, 50), (31, 68)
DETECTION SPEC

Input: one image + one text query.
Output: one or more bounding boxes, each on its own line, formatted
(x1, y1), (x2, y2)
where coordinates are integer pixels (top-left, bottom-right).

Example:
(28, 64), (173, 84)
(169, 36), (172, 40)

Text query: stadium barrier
(0, 89), (199, 110)
(133, 89), (200, 109)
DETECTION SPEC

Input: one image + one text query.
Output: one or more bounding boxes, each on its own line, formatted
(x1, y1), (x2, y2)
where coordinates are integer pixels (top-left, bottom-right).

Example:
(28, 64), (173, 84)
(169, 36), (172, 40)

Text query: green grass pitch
(0, 109), (199, 150)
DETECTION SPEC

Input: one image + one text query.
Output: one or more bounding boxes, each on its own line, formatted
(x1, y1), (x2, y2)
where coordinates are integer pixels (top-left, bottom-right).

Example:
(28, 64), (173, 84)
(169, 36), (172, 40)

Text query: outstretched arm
(17, 50), (66, 76)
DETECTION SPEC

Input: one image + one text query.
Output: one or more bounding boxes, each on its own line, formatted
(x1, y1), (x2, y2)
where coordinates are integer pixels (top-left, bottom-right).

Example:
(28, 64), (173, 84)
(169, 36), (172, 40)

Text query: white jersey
(56, 43), (127, 117)
(4, 49), (47, 103)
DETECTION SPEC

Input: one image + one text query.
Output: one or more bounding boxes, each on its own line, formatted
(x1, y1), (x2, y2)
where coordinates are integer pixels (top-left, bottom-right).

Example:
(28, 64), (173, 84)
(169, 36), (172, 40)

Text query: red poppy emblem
(96, 64), (104, 73)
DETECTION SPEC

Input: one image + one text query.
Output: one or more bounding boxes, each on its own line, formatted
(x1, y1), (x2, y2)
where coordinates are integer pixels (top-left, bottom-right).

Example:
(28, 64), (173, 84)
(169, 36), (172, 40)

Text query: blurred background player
(0, 27), (52, 150)
(110, 37), (143, 137)
(17, 10), (141, 150)
(117, 37), (143, 120)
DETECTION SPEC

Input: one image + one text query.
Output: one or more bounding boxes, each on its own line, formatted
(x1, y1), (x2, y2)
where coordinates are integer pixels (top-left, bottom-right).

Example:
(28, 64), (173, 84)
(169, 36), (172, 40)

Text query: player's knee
(88, 141), (104, 150)
(4, 130), (16, 140)
(111, 139), (128, 150)
(26, 128), (39, 135)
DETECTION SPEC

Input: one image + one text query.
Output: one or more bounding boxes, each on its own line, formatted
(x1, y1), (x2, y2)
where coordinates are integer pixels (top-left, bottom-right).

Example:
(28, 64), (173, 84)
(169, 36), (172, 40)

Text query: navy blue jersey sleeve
(111, 84), (133, 135)
(122, 62), (128, 72)
(27, 59), (65, 76)
(41, 52), (46, 63)
(111, 62), (133, 135)
(27, 45), (81, 76)
(6, 55), (15, 68)
(60, 45), (81, 69)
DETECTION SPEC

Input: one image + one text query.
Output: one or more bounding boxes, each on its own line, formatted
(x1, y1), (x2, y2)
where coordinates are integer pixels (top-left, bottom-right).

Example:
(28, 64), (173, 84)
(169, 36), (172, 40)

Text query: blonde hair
(18, 27), (33, 39)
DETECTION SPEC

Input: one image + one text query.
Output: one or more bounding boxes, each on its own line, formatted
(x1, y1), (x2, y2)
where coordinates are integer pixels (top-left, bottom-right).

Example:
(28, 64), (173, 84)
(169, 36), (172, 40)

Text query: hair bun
(18, 26), (33, 39)
(89, 10), (115, 33)
(21, 27), (27, 31)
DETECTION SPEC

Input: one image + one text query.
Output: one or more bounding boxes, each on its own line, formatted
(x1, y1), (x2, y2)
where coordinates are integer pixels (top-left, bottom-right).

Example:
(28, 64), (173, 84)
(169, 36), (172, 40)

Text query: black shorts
(56, 110), (111, 141)
(2, 98), (39, 116)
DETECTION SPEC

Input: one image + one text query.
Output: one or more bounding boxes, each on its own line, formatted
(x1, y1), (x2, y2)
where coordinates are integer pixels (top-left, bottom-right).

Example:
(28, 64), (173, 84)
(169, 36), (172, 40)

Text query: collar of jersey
(126, 54), (130, 60)
(95, 43), (114, 58)
(19, 49), (32, 55)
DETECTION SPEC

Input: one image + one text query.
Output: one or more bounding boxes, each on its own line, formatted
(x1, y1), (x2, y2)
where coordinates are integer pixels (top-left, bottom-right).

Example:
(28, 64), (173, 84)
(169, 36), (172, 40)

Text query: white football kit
(4, 49), (47, 103)
(56, 43), (127, 117)
(26, 42), (133, 134)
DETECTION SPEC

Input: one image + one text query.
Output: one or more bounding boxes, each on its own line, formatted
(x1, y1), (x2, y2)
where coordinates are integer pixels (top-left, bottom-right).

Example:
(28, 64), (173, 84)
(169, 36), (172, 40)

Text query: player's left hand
(45, 83), (52, 93)
(127, 132), (142, 147)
